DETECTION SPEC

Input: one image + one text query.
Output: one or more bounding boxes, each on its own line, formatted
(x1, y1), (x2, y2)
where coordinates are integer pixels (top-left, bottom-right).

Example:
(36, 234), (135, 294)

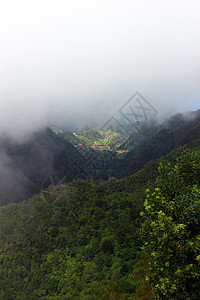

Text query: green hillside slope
(0, 140), (199, 299)
(114, 110), (200, 177)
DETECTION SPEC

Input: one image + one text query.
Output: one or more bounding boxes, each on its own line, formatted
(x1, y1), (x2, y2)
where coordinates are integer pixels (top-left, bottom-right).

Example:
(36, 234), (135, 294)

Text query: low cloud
(0, 0), (200, 139)
(0, 152), (29, 205)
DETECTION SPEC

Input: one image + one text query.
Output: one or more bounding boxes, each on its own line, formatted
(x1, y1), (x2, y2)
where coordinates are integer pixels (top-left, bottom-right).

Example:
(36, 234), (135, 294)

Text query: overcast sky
(0, 0), (200, 138)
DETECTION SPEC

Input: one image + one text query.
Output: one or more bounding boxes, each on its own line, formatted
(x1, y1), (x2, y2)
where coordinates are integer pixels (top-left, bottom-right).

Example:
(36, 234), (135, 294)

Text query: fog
(0, 0), (200, 138)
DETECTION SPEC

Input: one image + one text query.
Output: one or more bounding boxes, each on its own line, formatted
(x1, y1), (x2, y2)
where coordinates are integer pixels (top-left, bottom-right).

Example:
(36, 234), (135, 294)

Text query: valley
(0, 110), (199, 299)
(51, 127), (131, 155)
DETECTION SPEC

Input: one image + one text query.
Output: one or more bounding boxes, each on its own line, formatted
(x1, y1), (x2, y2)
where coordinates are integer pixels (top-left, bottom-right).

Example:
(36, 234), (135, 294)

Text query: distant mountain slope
(0, 110), (199, 205)
(0, 127), (85, 205)
(114, 110), (200, 177)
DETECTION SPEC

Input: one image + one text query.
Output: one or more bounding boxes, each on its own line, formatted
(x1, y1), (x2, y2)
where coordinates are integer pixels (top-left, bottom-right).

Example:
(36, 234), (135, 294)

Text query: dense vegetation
(0, 138), (200, 298)
(0, 174), (147, 299)
(114, 110), (200, 177)
(140, 149), (200, 299)
(1, 111), (200, 206)
(0, 113), (200, 299)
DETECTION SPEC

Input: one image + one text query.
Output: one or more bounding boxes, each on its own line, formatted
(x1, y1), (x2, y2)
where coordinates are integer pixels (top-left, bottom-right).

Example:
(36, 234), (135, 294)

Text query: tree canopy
(141, 149), (200, 299)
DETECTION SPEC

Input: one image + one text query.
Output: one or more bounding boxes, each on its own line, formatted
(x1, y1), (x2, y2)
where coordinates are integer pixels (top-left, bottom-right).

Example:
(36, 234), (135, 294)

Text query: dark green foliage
(134, 252), (152, 300)
(101, 281), (126, 299)
(0, 121), (200, 298)
(115, 110), (200, 177)
(0, 170), (150, 299)
(141, 149), (200, 299)
(100, 237), (114, 254)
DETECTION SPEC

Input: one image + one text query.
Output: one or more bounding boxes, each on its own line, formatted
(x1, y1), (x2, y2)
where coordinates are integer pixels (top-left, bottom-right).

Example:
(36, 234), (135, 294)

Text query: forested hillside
(1, 111), (200, 207)
(0, 127), (85, 205)
(140, 148), (200, 299)
(114, 110), (200, 177)
(0, 136), (199, 299)
(1, 0), (200, 298)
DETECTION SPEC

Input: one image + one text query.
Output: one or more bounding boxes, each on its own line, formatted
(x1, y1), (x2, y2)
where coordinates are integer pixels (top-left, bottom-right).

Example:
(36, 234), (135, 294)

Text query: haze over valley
(0, 1), (200, 299)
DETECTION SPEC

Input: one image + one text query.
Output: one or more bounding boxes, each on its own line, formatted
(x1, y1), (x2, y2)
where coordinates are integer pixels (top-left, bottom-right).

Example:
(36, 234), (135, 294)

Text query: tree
(141, 149), (200, 299)
(101, 281), (126, 300)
